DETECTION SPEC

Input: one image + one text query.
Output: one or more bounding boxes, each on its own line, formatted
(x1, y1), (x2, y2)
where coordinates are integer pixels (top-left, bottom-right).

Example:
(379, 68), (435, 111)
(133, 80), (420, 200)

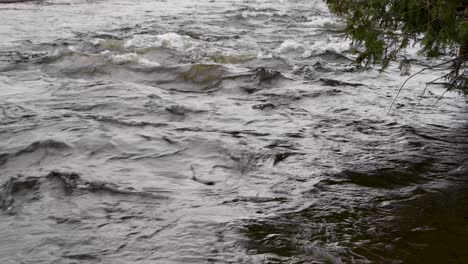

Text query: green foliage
(325, 0), (467, 92)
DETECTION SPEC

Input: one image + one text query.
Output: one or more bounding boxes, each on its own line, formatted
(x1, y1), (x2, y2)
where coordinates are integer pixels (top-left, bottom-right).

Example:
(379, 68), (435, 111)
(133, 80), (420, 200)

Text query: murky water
(1, 0), (467, 263)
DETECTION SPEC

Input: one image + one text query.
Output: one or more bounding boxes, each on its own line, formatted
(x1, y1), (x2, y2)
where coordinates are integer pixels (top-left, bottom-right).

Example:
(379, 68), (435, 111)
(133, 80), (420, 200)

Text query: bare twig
(387, 58), (458, 115)
(433, 80), (463, 107)
(416, 72), (450, 105)
(433, 87), (451, 106)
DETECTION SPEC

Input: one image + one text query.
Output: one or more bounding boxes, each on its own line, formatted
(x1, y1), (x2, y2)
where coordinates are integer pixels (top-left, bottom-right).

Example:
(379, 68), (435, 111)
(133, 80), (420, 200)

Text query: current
(1, 0), (467, 263)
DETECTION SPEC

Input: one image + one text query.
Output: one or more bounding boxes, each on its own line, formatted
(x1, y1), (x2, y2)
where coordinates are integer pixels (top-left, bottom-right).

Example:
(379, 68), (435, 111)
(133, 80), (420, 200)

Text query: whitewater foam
(276, 40), (305, 54)
(303, 16), (344, 30)
(102, 51), (161, 67)
(275, 37), (351, 58)
(124, 33), (198, 51)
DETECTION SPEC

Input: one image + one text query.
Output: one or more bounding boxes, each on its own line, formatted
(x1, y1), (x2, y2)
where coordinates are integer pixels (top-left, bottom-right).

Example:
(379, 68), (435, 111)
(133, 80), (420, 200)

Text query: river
(1, 0), (467, 263)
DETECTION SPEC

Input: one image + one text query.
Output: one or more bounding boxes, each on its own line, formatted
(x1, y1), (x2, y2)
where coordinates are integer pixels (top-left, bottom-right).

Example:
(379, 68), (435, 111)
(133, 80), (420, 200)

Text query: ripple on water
(0, 0), (467, 263)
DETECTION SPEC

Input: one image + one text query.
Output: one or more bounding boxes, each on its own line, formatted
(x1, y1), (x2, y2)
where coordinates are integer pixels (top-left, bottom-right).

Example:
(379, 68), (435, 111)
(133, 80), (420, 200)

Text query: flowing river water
(1, 0), (467, 263)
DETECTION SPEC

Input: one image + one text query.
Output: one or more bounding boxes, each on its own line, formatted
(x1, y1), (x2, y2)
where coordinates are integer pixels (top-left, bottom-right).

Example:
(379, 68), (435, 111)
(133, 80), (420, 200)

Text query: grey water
(1, 0), (467, 263)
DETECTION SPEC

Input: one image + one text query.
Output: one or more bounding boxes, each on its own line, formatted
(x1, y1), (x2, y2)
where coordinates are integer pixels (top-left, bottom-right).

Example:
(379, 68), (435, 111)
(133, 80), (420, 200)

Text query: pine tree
(325, 0), (467, 93)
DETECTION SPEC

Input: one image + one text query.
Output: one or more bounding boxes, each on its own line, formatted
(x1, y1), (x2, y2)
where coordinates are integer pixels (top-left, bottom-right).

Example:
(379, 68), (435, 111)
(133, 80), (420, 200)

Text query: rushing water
(1, 0), (467, 263)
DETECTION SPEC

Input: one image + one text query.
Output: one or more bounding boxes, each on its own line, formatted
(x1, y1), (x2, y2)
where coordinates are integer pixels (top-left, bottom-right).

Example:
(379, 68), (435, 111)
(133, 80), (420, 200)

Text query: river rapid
(1, 0), (467, 263)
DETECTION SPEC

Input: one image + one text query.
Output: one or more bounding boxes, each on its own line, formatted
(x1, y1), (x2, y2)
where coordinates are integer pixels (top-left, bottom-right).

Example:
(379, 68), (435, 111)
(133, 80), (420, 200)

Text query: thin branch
(387, 58), (459, 115)
(416, 72), (450, 105)
(433, 87), (451, 106)
(433, 78), (464, 107)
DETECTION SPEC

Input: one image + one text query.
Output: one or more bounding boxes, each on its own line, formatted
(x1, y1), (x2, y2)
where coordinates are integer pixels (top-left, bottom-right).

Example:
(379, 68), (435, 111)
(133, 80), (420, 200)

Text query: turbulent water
(1, 0), (467, 263)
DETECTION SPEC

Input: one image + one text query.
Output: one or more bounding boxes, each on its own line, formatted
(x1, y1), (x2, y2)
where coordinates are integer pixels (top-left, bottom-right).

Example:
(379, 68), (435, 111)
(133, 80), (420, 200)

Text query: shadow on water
(241, 174), (468, 263)
(240, 126), (468, 264)
(338, 159), (435, 189)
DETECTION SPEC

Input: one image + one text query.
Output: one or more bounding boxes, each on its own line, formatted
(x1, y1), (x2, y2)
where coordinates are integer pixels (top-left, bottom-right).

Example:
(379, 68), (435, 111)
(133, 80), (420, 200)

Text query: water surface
(1, 0), (467, 263)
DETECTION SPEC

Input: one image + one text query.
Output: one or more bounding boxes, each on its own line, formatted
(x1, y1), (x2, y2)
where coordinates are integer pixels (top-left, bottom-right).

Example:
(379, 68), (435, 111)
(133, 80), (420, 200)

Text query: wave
(0, 139), (71, 166)
(101, 51), (161, 67)
(124, 32), (200, 51)
(0, 171), (168, 214)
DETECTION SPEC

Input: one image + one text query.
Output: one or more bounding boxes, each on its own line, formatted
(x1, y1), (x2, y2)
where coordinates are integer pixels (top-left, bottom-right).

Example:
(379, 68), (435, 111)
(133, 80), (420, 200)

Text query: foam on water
(275, 37), (351, 58)
(103, 51), (161, 67)
(303, 16), (345, 29)
(124, 33), (199, 51)
(307, 38), (351, 53)
(275, 39), (305, 54)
